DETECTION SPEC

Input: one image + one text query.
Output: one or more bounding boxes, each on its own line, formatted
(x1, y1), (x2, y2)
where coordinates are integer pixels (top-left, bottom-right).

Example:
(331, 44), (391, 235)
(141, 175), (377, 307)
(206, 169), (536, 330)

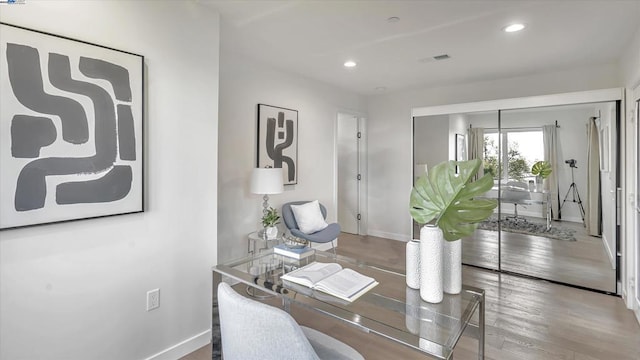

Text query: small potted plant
(261, 207), (280, 240)
(531, 160), (552, 191)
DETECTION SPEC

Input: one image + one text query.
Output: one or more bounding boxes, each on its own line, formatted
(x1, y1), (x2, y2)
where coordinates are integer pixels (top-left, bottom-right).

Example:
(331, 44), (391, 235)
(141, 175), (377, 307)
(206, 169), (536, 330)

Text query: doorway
(337, 112), (365, 235)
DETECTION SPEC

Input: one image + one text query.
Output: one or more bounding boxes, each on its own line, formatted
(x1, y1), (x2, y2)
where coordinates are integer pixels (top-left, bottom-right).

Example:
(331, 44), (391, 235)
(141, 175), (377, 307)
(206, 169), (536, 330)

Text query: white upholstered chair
(217, 282), (364, 360)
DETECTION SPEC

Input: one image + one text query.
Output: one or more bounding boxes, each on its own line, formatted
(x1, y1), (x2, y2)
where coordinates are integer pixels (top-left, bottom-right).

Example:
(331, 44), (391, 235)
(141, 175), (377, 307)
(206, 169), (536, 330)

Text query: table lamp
(250, 167), (284, 216)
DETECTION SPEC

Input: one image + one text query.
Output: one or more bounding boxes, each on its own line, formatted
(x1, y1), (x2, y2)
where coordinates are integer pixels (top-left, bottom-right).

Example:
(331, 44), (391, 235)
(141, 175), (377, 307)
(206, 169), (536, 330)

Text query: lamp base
(262, 194), (270, 215)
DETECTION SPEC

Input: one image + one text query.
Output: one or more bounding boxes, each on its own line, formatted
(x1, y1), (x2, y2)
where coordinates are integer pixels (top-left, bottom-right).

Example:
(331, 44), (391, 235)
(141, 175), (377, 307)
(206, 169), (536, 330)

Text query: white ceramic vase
(419, 225), (443, 303)
(443, 239), (462, 294)
(265, 226), (278, 240)
(406, 239), (421, 289)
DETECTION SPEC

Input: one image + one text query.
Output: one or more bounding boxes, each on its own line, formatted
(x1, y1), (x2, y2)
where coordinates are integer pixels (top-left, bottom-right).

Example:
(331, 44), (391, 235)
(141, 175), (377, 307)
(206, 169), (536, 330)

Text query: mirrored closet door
(413, 111), (500, 271)
(412, 91), (620, 293)
(499, 103), (617, 293)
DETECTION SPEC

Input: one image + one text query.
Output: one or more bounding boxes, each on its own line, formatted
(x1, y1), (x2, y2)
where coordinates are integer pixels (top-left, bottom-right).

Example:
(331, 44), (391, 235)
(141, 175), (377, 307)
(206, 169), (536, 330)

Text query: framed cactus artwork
(257, 104), (298, 185)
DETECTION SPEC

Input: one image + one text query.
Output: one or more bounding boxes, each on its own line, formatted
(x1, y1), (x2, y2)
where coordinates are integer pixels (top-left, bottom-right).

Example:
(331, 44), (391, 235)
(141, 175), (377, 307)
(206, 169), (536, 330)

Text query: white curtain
(543, 125), (560, 220)
(467, 127), (484, 180)
(586, 118), (602, 236)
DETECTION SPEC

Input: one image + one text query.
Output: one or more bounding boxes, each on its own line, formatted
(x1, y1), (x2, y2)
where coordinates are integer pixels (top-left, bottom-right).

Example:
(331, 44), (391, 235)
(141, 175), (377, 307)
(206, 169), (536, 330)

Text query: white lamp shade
(250, 168), (284, 194)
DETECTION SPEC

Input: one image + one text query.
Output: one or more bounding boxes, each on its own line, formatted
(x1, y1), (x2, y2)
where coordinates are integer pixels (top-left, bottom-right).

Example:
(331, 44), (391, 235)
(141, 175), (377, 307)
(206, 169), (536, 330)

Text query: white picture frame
(257, 104), (298, 185)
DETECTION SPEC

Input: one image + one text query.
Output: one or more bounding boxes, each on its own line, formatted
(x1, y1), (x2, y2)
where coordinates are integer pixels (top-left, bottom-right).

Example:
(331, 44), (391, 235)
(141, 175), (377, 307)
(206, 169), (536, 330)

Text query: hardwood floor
(417, 217), (616, 293)
(185, 233), (639, 360)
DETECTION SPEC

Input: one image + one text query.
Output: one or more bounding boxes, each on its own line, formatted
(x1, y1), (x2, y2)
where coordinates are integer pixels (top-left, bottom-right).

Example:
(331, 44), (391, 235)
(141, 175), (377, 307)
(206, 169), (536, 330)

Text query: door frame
(631, 84), (640, 320)
(334, 111), (367, 235)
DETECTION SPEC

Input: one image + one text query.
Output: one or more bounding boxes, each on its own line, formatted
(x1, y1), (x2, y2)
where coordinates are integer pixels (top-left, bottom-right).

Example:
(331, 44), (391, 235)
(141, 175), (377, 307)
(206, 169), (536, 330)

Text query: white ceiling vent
(419, 54), (451, 63)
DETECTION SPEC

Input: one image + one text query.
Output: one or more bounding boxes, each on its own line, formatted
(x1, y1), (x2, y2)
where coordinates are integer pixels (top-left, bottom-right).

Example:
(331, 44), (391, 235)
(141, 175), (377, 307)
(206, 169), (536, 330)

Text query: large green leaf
(410, 159), (497, 241)
(531, 161), (552, 179)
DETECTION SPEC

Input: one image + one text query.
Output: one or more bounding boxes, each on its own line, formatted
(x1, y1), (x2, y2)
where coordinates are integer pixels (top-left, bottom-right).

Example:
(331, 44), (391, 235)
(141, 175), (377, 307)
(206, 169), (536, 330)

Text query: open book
(281, 262), (378, 302)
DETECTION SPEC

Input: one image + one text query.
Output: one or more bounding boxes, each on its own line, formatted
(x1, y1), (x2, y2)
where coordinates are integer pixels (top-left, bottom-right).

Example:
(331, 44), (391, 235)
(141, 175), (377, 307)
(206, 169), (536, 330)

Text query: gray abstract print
(6, 44), (135, 211)
(5, 43), (136, 212)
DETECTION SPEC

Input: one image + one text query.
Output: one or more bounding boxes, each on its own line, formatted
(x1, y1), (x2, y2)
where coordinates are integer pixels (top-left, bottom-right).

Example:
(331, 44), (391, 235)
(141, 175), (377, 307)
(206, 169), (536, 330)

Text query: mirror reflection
(413, 102), (617, 293)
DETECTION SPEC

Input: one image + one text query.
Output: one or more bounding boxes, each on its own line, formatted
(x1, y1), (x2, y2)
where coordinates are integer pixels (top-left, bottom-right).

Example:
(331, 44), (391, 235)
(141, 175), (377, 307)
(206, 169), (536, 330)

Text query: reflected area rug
(477, 216), (577, 241)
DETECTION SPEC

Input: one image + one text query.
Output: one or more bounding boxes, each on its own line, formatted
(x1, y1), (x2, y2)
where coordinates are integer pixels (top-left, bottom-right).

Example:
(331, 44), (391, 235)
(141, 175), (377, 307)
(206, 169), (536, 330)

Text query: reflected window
(484, 129), (543, 183)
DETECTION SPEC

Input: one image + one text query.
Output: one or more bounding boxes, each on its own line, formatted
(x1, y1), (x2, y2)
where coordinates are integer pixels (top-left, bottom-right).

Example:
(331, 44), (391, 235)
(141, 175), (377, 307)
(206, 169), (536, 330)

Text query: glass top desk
(484, 186), (552, 230)
(212, 250), (485, 360)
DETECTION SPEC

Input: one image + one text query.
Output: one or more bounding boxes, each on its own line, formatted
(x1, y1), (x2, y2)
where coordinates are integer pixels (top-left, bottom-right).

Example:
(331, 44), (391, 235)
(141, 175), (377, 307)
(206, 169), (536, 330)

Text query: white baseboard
(367, 229), (409, 242)
(144, 329), (210, 360)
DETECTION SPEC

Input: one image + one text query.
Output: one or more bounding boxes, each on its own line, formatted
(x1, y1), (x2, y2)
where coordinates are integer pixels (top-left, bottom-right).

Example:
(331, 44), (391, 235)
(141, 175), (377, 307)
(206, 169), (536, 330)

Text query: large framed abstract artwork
(257, 104), (298, 185)
(0, 23), (144, 230)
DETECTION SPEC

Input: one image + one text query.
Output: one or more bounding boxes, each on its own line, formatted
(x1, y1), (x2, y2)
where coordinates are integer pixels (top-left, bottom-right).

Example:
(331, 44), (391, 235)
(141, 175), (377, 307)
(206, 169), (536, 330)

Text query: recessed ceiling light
(504, 23), (525, 33)
(344, 60), (357, 68)
(387, 16), (400, 23)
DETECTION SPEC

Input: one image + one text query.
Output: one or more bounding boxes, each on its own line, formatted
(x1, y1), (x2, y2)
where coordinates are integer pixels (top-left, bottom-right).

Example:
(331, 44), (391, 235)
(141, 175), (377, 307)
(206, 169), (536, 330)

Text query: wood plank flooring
(185, 233), (639, 360)
(416, 218), (616, 292)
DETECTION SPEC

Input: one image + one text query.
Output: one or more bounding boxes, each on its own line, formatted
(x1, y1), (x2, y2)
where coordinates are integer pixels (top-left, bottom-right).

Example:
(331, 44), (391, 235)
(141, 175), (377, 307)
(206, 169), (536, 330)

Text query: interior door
(337, 113), (359, 234)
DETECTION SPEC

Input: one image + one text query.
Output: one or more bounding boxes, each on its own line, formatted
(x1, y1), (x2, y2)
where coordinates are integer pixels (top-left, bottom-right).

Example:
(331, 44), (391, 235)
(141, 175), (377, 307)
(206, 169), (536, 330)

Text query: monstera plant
(531, 160), (552, 179)
(531, 160), (552, 191)
(409, 159), (498, 302)
(531, 160), (552, 181)
(410, 159), (497, 241)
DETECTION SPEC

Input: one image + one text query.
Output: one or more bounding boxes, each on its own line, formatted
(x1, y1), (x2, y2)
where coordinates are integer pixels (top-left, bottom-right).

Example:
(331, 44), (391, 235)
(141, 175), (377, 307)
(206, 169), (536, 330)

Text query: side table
(247, 231), (280, 256)
(246, 231), (280, 299)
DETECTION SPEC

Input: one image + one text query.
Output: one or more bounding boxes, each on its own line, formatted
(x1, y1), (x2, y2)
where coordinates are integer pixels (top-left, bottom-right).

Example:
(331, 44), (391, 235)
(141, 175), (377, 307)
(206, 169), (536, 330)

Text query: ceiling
(201, 0), (640, 95)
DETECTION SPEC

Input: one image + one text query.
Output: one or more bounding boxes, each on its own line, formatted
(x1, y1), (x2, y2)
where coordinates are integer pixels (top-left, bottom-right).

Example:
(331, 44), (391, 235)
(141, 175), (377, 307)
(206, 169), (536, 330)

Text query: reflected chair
(217, 282), (364, 360)
(282, 201), (341, 254)
(501, 181), (531, 222)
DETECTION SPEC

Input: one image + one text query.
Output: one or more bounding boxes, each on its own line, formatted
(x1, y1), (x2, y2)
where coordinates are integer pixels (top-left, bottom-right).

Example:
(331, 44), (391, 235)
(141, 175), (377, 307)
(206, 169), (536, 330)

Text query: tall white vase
(419, 225), (443, 303)
(443, 239), (462, 294)
(406, 239), (421, 289)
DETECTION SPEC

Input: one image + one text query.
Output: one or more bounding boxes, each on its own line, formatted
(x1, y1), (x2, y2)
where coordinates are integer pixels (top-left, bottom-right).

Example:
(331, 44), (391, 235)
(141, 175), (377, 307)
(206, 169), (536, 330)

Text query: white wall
(414, 115), (448, 171)
(367, 63), (622, 241)
(0, 2), (219, 360)
(217, 41), (366, 262)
